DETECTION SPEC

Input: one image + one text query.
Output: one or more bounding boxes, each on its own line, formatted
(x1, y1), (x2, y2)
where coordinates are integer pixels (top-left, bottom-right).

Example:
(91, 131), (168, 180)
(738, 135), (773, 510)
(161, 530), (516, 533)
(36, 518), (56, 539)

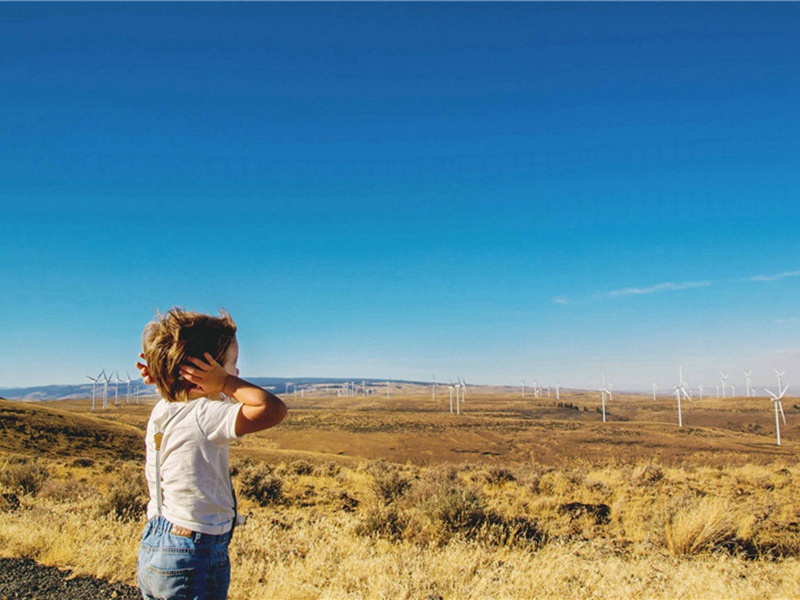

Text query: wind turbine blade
(779, 383), (790, 399)
(765, 389), (778, 400)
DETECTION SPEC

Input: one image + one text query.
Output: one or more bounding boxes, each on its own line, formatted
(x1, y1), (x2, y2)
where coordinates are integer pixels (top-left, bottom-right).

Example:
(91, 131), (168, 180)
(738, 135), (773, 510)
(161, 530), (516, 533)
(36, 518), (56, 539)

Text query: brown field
(1, 388), (799, 599)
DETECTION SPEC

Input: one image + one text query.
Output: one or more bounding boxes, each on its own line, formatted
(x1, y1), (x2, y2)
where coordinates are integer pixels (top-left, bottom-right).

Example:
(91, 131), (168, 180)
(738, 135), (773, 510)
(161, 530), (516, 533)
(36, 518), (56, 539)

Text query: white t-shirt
(144, 396), (243, 535)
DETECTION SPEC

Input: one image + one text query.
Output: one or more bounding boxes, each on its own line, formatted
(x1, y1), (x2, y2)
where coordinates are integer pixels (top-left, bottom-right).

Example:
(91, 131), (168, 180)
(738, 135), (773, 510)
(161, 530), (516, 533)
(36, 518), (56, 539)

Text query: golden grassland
(1, 390), (799, 599)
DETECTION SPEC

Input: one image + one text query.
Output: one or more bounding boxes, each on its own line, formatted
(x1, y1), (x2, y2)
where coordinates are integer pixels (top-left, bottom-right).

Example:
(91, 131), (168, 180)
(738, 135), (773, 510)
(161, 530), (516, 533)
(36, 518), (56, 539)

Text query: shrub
(230, 458), (254, 477)
(314, 461), (341, 477)
(39, 478), (99, 503)
(0, 493), (20, 511)
(238, 464), (284, 506)
(99, 475), (148, 521)
(427, 484), (487, 534)
(354, 506), (408, 541)
(370, 469), (411, 504)
(289, 460), (314, 476)
(485, 466), (516, 485)
(0, 459), (49, 495)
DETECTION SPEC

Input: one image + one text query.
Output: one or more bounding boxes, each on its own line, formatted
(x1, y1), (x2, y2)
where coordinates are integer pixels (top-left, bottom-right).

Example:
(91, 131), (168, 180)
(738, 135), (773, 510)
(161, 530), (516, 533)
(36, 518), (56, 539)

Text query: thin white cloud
(773, 317), (800, 325)
(604, 280), (711, 298)
(746, 270), (800, 283)
(552, 296), (569, 304)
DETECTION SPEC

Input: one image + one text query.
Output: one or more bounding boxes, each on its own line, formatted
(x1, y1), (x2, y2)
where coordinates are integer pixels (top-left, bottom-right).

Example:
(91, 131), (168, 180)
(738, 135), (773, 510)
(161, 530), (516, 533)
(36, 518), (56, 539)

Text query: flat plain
(1, 387), (798, 598)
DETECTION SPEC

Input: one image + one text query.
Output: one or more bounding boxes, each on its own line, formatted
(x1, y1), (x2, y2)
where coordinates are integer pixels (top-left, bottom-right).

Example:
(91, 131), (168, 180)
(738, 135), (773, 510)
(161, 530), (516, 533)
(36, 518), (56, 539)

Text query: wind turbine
(555, 382), (561, 402)
(521, 379), (525, 399)
(732, 383), (737, 397)
(764, 380), (789, 446)
(674, 366), (692, 427)
(600, 375), (612, 423)
(113, 371), (122, 406)
(744, 370), (753, 398)
(101, 370), (109, 409)
(126, 372), (132, 403)
(773, 370), (787, 425)
(652, 381), (658, 401)
(698, 384), (703, 400)
(86, 374), (99, 411)
(720, 372), (728, 399)
(448, 382), (454, 414)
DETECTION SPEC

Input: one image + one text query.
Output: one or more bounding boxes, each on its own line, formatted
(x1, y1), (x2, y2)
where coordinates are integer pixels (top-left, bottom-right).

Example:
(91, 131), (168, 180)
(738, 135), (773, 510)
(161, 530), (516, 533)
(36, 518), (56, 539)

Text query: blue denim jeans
(137, 516), (232, 600)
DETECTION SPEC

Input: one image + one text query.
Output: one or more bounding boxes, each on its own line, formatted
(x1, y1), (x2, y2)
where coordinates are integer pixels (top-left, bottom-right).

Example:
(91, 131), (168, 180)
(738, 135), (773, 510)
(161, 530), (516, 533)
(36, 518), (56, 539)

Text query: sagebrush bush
(484, 466), (516, 485)
(353, 505), (408, 540)
(0, 459), (49, 495)
(370, 469), (411, 504)
(288, 460), (315, 476)
(238, 464), (284, 506)
(98, 475), (148, 521)
(39, 478), (99, 503)
(356, 466), (542, 547)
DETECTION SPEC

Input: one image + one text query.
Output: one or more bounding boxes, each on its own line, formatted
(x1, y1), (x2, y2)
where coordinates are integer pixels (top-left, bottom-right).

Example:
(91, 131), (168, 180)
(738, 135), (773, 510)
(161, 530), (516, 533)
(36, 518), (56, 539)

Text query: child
(135, 308), (287, 600)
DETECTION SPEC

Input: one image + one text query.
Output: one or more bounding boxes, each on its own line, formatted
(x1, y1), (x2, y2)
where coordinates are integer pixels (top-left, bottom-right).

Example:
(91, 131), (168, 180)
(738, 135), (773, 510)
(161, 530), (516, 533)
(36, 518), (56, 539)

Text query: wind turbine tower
(764, 378), (789, 446)
(773, 370), (787, 425)
(87, 374), (99, 411)
(600, 375), (612, 423)
(720, 372), (728, 399)
(113, 371), (121, 406)
(744, 370), (753, 398)
(674, 366), (692, 427)
(101, 370), (109, 409)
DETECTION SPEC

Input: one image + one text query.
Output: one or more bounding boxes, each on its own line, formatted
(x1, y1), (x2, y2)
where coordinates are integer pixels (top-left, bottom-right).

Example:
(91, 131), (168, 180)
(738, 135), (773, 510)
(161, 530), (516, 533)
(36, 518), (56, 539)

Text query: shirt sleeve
(195, 398), (243, 444)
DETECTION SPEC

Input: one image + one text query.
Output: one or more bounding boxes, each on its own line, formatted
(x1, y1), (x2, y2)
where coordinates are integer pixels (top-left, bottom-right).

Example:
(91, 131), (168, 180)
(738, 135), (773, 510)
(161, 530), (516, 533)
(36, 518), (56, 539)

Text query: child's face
(223, 338), (240, 377)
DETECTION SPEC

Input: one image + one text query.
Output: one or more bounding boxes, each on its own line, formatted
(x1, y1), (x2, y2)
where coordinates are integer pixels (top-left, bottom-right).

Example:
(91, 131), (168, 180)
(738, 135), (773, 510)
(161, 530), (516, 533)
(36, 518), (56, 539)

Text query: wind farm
(2, 2), (800, 599)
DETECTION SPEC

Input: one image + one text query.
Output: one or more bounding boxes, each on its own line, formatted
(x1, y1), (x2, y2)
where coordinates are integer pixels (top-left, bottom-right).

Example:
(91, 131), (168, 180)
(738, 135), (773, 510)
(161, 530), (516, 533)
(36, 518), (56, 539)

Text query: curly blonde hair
(142, 307), (237, 402)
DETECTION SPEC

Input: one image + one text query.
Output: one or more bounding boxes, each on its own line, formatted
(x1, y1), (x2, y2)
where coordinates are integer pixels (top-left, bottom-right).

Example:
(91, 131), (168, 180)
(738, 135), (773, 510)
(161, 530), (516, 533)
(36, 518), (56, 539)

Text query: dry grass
(2, 394), (800, 598)
(2, 455), (800, 598)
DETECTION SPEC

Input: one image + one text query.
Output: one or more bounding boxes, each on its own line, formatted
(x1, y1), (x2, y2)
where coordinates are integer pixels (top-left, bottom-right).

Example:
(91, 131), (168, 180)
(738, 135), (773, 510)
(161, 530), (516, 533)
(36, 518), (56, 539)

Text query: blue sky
(2, 3), (799, 391)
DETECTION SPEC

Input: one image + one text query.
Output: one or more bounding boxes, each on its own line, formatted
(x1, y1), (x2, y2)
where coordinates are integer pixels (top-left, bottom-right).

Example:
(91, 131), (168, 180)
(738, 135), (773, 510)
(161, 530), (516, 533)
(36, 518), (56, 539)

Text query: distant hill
(0, 377), (431, 400)
(0, 399), (144, 460)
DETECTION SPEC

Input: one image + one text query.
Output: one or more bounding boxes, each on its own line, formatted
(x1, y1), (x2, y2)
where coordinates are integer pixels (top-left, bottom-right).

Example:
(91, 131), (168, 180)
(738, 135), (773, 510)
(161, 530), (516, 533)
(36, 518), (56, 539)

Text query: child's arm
(180, 353), (288, 436)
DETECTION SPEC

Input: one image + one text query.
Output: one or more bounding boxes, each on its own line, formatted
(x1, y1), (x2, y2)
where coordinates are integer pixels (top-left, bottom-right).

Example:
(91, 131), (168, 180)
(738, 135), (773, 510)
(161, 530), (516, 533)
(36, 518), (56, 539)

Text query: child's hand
(136, 353), (155, 385)
(180, 353), (230, 397)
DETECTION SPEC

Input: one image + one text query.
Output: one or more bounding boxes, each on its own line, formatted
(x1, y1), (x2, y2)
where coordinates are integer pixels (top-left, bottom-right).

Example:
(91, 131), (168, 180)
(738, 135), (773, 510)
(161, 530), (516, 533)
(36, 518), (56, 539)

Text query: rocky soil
(0, 557), (140, 600)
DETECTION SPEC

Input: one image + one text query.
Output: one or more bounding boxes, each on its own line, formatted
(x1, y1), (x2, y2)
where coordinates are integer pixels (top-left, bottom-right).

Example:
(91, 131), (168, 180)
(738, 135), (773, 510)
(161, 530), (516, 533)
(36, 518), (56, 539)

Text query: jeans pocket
(146, 565), (194, 600)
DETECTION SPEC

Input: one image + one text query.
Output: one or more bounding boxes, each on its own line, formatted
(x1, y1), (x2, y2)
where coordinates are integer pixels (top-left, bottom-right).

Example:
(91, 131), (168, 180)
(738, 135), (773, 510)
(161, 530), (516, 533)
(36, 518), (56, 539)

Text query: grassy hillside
(2, 390), (799, 598)
(0, 399), (144, 461)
